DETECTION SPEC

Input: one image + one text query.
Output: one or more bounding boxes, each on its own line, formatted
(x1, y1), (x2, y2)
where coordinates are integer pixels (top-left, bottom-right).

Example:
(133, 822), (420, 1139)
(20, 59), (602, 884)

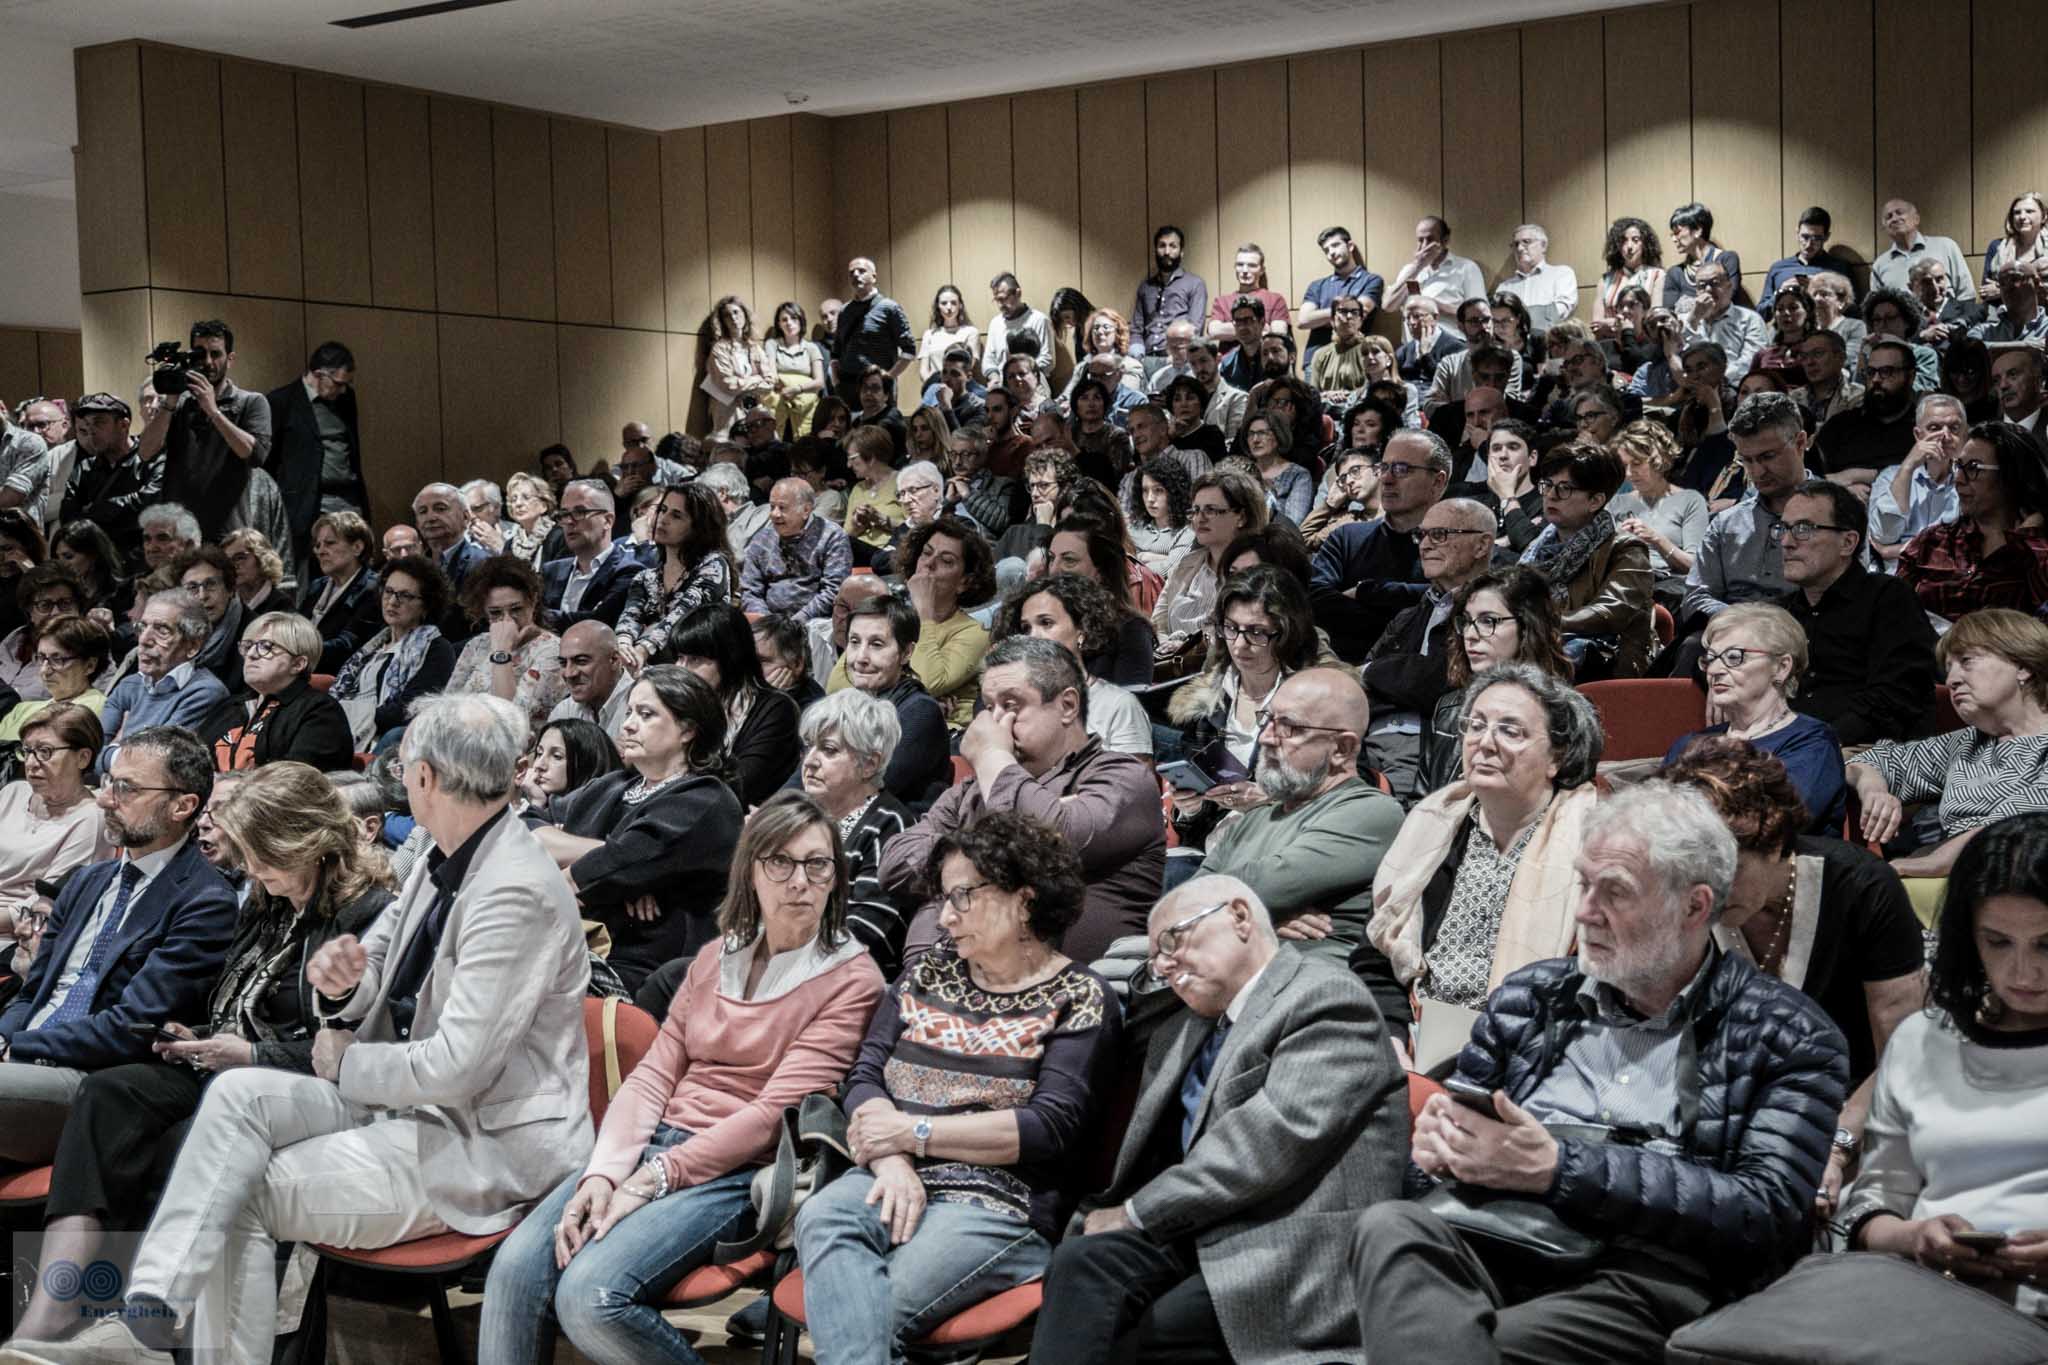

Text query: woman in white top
(0, 701), (106, 907)
(1606, 419), (1708, 599)
(767, 301), (828, 439)
(999, 573), (1153, 758)
(916, 284), (979, 389)
(1152, 466), (1268, 660)
(1591, 216), (1667, 337)
(705, 294), (774, 437)
(1981, 191), (2046, 302)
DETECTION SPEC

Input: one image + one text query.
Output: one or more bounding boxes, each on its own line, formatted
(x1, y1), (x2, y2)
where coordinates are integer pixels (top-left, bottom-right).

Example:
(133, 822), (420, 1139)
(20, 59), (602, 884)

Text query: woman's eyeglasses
(1698, 646), (1780, 671)
(1454, 611), (1511, 638)
(1219, 621), (1278, 645)
(237, 639), (290, 660)
(758, 853), (836, 886)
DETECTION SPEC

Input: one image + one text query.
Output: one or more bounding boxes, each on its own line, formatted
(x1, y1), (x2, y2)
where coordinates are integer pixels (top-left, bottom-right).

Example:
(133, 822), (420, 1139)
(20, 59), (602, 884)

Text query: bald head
(1255, 667), (1366, 810)
(830, 572), (893, 648)
(558, 619), (622, 704)
(1149, 875), (1278, 1016)
(1418, 496), (1497, 589)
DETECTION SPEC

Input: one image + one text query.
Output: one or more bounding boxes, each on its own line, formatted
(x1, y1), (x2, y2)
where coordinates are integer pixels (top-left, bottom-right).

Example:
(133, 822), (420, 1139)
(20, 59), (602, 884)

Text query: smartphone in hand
(1442, 1077), (1500, 1115)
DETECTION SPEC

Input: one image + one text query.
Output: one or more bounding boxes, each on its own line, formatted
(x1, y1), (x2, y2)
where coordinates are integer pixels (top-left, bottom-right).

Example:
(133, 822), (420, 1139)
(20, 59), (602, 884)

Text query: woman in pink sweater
(480, 791), (885, 1365)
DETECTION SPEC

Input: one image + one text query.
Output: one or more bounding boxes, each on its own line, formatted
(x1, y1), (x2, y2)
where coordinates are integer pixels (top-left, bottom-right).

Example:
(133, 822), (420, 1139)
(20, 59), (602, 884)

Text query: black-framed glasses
(1536, 479), (1583, 497)
(555, 505), (608, 524)
(1148, 901), (1228, 978)
(1380, 462), (1431, 480)
(1257, 709), (1351, 742)
(28, 597), (75, 615)
(1189, 502), (1235, 519)
(758, 853), (836, 886)
(1954, 460), (2000, 483)
(1698, 646), (1781, 672)
(33, 653), (78, 670)
(381, 587), (422, 604)
(103, 777), (181, 802)
(1454, 611), (1512, 638)
(1219, 621), (1279, 645)
(21, 744), (77, 764)
(238, 638), (294, 660)
(1768, 520), (1852, 543)
(938, 879), (992, 913)
(1416, 527), (1490, 546)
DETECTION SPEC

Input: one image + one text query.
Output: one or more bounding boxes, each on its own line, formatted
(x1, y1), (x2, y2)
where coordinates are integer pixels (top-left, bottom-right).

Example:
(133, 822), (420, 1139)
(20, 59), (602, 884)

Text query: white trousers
(126, 1067), (446, 1365)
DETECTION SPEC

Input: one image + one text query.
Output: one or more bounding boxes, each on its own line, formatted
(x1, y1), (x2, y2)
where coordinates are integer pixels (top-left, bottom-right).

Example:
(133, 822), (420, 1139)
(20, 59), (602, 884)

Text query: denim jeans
(795, 1167), (1050, 1365)
(478, 1125), (757, 1365)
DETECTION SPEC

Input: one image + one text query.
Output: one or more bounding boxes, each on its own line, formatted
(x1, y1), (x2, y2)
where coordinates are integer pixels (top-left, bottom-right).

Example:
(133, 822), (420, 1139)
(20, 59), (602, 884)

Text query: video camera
(145, 341), (206, 397)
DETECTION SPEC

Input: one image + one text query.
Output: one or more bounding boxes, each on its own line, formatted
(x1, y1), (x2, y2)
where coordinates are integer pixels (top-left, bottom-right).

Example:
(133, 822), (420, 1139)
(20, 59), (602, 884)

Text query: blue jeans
(795, 1167), (1050, 1365)
(478, 1125), (757, 1365)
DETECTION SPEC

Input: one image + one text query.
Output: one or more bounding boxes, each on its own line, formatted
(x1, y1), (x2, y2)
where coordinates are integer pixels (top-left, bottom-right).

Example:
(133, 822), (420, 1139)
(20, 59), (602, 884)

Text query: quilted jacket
(1438, 949), (1850, 1292)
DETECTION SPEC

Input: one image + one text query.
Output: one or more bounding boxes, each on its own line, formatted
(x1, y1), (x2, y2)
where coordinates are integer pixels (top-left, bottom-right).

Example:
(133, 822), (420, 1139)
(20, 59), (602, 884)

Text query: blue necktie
(1178, 1017), (1231, 1153)
(38, 863), (145, 1031)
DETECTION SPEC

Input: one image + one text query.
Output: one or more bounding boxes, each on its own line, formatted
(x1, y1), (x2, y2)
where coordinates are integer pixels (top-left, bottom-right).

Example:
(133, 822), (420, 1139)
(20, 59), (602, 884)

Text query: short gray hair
(401, 693), (527, 805)
(1435, 496), (1499, 537)
(460, 479), (503, 514)
(1582, 779), (1738, 920)
(139, 502), (201, 547)
(772, 477), (818, 509)
(697, 463), (750, 501)
(562, 478), (616, 514)
(1458, 662), (1604, 789)
(147, 587), (211, 644)
(1512, 223), (1549, 249)
(1161, 873), (1278, 945)
(1728, 390), (1804, 443)
(797, 688), (901, 783)
(1916, 392), (1966, 426)
(897, 460), (943, 493)
(1387, 426), (1454, 477)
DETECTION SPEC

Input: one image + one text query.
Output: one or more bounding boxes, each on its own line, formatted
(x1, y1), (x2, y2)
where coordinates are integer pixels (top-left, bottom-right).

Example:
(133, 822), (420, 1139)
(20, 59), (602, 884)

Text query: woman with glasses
(445, 554), (567, 732)
(1416, 568), (1570, 797)
(0, 615), (110, 754)
(502, 472), (563, 570)
(199, 612), (354, 773)
(1246, 411), (1312, 526)
(1521, 441), (1655, 679)
(795, 810), (1115, 1365)
(0, 702), (106, 905)
(1358, 663), (1602, 1065)
(1607, 419), (1709, 605)
(1154, 467), (1268, 664)
(1899, 421), (2048, 621)
(616, 483), (737, 670)
(0, 564), (87, 702)
(481, 790), (883, 1365)
(328, 553), (456, 750)
(299, 510), (382, 673)
(221, 528), (290, 618)
(797, 688), (914, 979)
(535, 665), (744, 993)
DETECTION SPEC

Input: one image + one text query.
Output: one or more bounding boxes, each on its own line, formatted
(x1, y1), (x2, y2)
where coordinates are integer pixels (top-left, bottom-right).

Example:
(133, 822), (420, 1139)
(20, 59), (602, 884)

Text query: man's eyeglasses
(758, 853), (836, 886)
(1866, 364), (1908, 380)
(938, 879), (992, 913)
(555, 506), (607, 523)
(1219, 621), (1278, 645)
(1698, 646), (1781, 672)
(1954, 460), (2000, 484)
(1416, 527), (1490, 546)
(1257, 709), (1350, 742)
(21, 744), (77, 764)
(1380, 462), (1431, 480)
(1768, 520), (1852, 543)
(1147, 901), (1228, 979)
(1454, 611), (1512, 637)
(103, 777), (182, 802)
(29, 597), (75, 615)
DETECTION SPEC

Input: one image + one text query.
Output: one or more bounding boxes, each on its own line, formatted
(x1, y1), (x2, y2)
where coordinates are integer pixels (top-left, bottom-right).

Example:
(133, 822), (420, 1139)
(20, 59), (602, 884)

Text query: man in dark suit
(0, 726), (237, 1164)
(265, 341), (368, 570)
(539, 478), (650, 631)
(1032, 874), (1408, 1364)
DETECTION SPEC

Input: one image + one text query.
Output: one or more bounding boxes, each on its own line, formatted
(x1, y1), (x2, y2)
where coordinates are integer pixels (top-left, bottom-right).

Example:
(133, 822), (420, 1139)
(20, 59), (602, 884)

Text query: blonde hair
(211, 762), (395, 914)
(1704, 603), (1808, 697)
(222, 528), (285, 588)
(244, 610), (321, 665)
(504, 471), (556, 516)
(1938, 608), (2048, 710)
(1610, 419), (1682, 477)
(1360, 334), (1397, 369)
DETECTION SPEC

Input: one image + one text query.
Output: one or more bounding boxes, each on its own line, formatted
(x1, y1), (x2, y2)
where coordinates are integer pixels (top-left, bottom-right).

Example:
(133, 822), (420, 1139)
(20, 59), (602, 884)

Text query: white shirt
(716, 929), (866, 1002)
(1498, 261), (1580, 331)
(1411, 253), (1487, 310)
(30, 837), (188, 1027)
(1086, 678), (1155, 756)
(562, 540), (615, 615)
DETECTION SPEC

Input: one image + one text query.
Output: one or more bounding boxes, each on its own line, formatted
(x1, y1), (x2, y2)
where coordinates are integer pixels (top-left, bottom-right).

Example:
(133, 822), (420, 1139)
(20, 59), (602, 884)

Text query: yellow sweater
(827, 610), (989, 730)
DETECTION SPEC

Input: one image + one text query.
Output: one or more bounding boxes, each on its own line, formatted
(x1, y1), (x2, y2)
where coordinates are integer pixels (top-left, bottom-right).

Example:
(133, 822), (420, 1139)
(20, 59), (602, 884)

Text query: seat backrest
(1579, 678), (1705, 763)
(950, 754), (974, 786)
(1406, 1070), (1445, 1125)
(309, 672), (336, 692)
(582, 996), (662, 1129)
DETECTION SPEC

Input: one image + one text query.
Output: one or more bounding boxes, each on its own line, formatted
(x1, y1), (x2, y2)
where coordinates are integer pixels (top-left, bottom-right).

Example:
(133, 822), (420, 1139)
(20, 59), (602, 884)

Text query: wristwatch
(489, 649), (515, 666)
(1831, 1127), (1860, 1158)
(913, 1118), (932, 1160)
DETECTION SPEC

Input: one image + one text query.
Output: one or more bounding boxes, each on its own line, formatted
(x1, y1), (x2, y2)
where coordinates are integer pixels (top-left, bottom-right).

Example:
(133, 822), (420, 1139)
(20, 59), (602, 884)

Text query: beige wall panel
(1520, 19), (1606, 298)
(1873, 0), (1970, 254)
(560, 325), (668, 472)
(830, 114), (891, 291)
(221, 61), (302, 300)
(438, 315), (558, 479)
(296, 74), (372, 306)
(1077, 83), (1148, 307)
(1441, 31), (1521, 287)
(660, 127), (712, 334)
(1691, 0), (1780, 275)
(551, 120), (613, 327)
(746, 118), (797, 323)
(1781, 0), (1874, 264)
(493, 109), (557, 321)
(790, 116), (837, 316)
(305, 303), (440, 528)
(667, 332), (708, 437)
(886, 106), (950, 337)
(75, 45), (148, 294)
(0, 331), (40, 407)
(947, 99), (1016, 323)
(430, 97), (498, 316)
(140, 47), (227, 294)
(1285, 53), (1365, 311)
(1012, 89), (1081, 308)
(364, 87), (435, 311)
(38, 332), (84, 403)
(1971, 0), (2048, 254)
(1363, 40), (1443, 336)
(610, 128), (666, 331)
(147, 290), (304, 397)
(1602, 8), (1691, 235)
(704, 122), (755, 315)
(79, 290), (153, 400)
(1216, 62), (1292, 326)
(1144, 71), (1219, 298)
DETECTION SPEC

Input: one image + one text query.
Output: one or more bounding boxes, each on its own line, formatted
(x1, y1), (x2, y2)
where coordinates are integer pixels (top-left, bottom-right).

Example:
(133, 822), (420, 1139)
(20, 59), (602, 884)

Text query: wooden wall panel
(746, 119), (796, 322)
(1012, 90), (1080, 309)
(660, 127), (712, 334)
(1874, 0), (1970, 255)
(1285, 53), (1365, 313)
(1692, 0), (1781, 278)
(1782, 0), (1874, 264)
(364, 87), (435, 311)
(1363, 40), (1443, 335)
(885, 106), (950, 340)
(947, 99), (1015, 326)
(38, 332), (84, 403)
(221, 61), (302, 300)
(146, 289), (304, 396)
(610, 128), (666, 330)
(704, 122), (755, 314)
(1520, 19), (1605, 301)
(305, 303), (441, 528)
(1144, 71), (1219, 301)
(79, 291), (153, 400)
(75, 45), (148, 294)
(430, 98), (498, 316)
(1076, 82), (1149, 311)
(559, 326), (668, 473)
(666, 333), (706, 439)
(1216, 62), (1292, 329)
(1441, 31), (1522, 288)
(296, 74), (372, 306)
(437, 315), (559, 476)
(551, 119), (613, 327)
(829, 113), (891, 291)
(0, 331), (40, 407)
(140, 47), (227, 294)
(1603, 9), (1691, 237)
(789, 116), (837, 317)
(1971, 0), (2048, 254)
(493, 109), (557, 321)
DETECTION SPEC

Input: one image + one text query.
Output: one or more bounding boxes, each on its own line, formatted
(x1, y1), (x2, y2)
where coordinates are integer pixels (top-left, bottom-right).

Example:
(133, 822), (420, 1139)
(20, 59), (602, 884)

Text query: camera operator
(136, 319), (272, 542)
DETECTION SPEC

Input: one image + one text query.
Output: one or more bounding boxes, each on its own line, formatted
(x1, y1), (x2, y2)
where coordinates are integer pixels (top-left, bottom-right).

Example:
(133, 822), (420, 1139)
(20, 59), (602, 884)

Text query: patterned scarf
(331, 623), (442, 704)
(1519, 509), (1616, 603)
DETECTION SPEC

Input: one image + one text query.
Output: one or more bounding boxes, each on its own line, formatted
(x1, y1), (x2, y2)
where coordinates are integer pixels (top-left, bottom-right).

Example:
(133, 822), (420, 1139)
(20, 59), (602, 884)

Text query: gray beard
(1255, 749), (1329, 805)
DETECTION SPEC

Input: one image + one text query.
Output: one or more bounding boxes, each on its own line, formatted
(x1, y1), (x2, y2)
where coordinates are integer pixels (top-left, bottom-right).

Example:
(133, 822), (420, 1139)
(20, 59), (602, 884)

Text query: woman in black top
(668, 603), (799, 807)
(201, 612), (354, 772)
(1161, 375), (1229, 464)
(837, 594), (950, 810)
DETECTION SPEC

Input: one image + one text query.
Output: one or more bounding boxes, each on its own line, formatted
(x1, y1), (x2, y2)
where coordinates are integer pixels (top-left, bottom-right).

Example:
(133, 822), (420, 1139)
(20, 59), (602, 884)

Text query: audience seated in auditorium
(1039, 514), (1157, 684)
(1310, 428), (1449, 662)
(998, 573), (1153, 757)
(1991, 342), (2046, 433)
(669, 603), (799, 808)
(96, 590), (229, 774)
(614, 481), (735, 668)
(496, 471), (562, 570)
(940, 422), (1020, 541)
(1663, 200), (1746, 312)
(1396, 295), (1465, 389)
(548, 619), (631, 739)
(0, 703), (107, 903)
(514, 716), (619, 825)
(410, 481), (486, 608)
(1300, 446), (1383, 550)
(222, 528), (290, 619)
(1125, 454), (1196, 575)
(1814, 337), (1919, 485)
(1592, 217), (1665, 336)
(850, 515), (990, 730)
(1867, 395), (1964, 568)
(327, 554), (455, 751)
(841, 425), (906, 557)
(1416, 567), (1572, 797)
(299, 510), (381, 673)
(0, 564), (81, 702)
(1033, 873), (1404, 1364)
(741, 477), (853, 624)
(1521, 442), (1655, 680)
(754, 611), (824, 713)
(0, 616), (109, 746)
(830, 595), (949, 810)
(445, 555), (566, 732)
(200, 612), (354, 774)
(59, 394), (160, 573)
(794, 690), (914, 979)
(1760, 206), (1860, 310)
(1608, 420), (1708, 605)
(1898, 420), (2048, 622)
(540, 478), (645, 632)
(171, 547), (244, 695)
(1683, 391), (1810, 623)
(868, 458), (942, 575)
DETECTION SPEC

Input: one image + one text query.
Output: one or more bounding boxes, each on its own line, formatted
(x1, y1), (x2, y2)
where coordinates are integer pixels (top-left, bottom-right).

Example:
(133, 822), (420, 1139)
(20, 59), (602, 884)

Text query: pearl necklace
(1746, 862), (1800, 978)
(623, 771), (684, 805)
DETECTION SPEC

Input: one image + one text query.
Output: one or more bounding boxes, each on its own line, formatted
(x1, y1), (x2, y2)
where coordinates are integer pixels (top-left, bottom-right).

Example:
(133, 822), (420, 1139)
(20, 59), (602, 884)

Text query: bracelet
(640, 1157), (672, 1200)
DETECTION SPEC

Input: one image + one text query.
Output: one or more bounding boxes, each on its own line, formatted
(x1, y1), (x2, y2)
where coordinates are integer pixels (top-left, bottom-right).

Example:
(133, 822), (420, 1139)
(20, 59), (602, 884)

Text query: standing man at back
(137, 318), (272, 543)
(832, 258), (915, 406)
(265, 341), (367, 572)
(1133, 225), (1210, 360)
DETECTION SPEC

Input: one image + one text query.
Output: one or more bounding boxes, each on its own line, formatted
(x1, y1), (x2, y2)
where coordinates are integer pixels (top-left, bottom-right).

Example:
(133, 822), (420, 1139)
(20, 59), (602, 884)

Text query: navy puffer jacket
(1443, 950), (1849, 1292)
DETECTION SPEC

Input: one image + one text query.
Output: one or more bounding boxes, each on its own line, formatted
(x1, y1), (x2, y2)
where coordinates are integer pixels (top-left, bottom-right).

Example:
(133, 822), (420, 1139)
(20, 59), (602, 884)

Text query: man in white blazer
(30, 694), (591, 1365)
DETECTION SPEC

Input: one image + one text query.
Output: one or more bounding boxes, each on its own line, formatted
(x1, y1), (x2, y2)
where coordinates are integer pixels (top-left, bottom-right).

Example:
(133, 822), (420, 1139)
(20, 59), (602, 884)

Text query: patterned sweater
(842, 940), (1119, 1238)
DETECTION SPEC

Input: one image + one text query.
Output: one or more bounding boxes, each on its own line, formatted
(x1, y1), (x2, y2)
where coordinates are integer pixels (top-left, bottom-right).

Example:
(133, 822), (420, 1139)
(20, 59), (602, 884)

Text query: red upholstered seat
(309, 673), (335, 692)
(1652, 603), (1675, 648)
(309, 1227), (510, 1273)
(1579, 678), (1705, 763)
(584, 996), (661, 1129)
(1407, 1071), (1445, 1123)
(0, 1163), (52, 1205)
(663, 1249), (775, 1306)
(770, 1268), (1045, 1345)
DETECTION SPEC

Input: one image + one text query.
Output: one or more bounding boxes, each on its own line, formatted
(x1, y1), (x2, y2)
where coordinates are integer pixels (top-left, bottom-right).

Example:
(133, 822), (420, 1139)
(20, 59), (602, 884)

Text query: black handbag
(715, 1090), (853, 1262)
(1417, 1121), (1612, 1279)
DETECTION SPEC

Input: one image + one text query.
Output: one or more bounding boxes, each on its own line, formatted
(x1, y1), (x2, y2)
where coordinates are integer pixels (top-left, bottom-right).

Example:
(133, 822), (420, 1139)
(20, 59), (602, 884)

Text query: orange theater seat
(1579, 678), (1705, 763)
(309, 673), (336, 693)
(0, 1163), (52, 1207)
(662, 1248), (776, 1307)
(768, 1269), (1044, 1352)
(1407, 1071), (1446, 1124)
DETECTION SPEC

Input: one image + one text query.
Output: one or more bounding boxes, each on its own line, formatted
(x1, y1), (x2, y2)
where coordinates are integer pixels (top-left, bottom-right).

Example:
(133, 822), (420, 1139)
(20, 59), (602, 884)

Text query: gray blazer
(1092, 950), (1407, 1365)
(335, 811), (593, 1234)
